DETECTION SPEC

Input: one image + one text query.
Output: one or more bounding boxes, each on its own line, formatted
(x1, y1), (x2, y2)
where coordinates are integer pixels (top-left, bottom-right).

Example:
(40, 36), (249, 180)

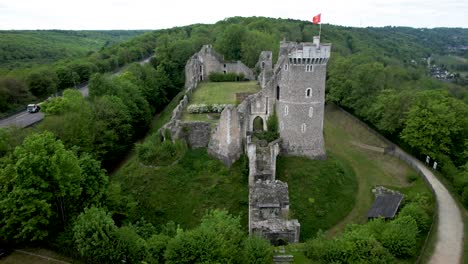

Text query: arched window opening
(309, 107), (314, 118)
(284, 105), (289, 116)
(301, 123), (307, 133)
(253, 116), (264, 132)
(276, 86), (280, 100)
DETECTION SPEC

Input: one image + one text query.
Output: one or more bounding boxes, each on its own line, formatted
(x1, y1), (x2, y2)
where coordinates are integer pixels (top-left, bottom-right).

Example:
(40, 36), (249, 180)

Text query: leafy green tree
(400, 90), (467, 157)
(0, 77), (32, 112)
(0, 132), (82, 241)
(78, 153), (108, 209)
(88, 73), (114, 98)
(92, 95), (133, 162)
(214, 24), (247, 61)
(73, 207), (121, 263)
(26, 69), (58, 97)
(241, 30), (277, 67)
(164, 210), (244, 263)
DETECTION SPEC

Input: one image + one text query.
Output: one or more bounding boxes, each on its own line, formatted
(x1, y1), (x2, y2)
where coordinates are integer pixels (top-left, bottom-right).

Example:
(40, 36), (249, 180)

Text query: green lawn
(323, 105), (434, 235)
(189, 81), (260, 105)
(276, 155), (357, 241)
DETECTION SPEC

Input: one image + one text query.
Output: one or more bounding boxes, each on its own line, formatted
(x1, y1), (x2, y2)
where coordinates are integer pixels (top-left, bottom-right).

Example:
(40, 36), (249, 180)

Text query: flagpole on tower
(312, 13), (322, 39)
(319, 23), (322, 39)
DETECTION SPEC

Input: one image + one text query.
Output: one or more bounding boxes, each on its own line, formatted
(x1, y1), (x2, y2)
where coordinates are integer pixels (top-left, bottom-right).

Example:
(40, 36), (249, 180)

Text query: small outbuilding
(367, 186), (404, 220)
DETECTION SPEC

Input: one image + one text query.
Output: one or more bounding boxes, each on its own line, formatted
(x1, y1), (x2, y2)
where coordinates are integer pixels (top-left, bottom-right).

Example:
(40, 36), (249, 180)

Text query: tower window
(261, 62), (265, 69)
(276, 86), (280, 100)
(306, 65), (313, 72)
(284, 64), (289, 71)
(309, 107), (314, 118)
(306, 88), (312, 98)
(301, 123), (307, 133)
(224, 64), (226, 68)
(284, 105), (289, 116)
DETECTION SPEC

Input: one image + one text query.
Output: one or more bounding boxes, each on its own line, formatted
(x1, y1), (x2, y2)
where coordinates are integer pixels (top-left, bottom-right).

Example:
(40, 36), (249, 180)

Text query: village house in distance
(161, 36), (331, 244)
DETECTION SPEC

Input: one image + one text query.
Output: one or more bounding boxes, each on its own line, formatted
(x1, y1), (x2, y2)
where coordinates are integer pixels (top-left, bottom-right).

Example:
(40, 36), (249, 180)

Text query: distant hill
(0, 30), (149, 70)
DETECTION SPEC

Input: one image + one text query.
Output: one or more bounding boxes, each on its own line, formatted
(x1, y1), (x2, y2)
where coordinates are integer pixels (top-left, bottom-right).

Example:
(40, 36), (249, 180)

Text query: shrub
(208, 72), (245, 82)
(114, 226), (148, 263)
(146, 234), (170, 264)
(380, 215), (418, 258)
(136, 135), (187, 166)
(399, 203), (431, 232)
(187, 103), (229, 114)
(242, 236), (273, 264)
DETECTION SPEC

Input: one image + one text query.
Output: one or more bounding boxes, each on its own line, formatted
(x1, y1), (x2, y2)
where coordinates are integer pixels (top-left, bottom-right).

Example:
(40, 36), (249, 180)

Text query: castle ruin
(160, 37), (331, 244)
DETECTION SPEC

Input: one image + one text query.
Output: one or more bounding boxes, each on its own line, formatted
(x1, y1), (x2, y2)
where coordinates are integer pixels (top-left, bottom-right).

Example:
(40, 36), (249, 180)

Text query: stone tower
(275, 37), (331, 159)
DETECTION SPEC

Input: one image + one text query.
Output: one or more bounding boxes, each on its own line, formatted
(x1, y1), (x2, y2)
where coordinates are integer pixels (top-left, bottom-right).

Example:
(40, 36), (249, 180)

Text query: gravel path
(394, 148), (463, 264)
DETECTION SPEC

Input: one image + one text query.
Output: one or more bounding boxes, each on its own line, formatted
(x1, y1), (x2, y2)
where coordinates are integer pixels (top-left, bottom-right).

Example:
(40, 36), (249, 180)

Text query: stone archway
(253, 116), (264, 132)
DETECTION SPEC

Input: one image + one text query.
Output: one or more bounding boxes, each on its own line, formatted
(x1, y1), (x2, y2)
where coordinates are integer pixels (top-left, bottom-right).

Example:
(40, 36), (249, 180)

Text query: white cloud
(0, 0), (466, 29)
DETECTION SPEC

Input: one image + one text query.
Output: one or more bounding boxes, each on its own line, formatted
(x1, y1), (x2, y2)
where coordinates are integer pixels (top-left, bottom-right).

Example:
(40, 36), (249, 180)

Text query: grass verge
(276, 155), (357, 241)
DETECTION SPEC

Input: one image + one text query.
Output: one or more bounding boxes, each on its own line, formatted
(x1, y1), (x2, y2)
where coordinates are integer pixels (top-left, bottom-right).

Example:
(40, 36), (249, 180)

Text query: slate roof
(367, 193), (404, 219)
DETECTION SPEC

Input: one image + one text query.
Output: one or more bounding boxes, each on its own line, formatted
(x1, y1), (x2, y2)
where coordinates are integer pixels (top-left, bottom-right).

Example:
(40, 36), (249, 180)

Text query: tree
(73, 207), (121, 262)
(241, 30), (277, 67)
(78, 153), (108, 209)
(0, 132), (82, 241)
(164, 210), (244, 263)
(0, 77), (32, 112)
(92, 95), (133, 162)
(400, 90), (467, 157)
(26, 69), (58, 97)
(214, 24), (247, 61)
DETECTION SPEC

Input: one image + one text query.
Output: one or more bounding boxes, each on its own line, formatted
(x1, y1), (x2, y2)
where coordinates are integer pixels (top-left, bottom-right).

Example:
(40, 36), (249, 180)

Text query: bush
(209, 72), (245, 82)
(136, 135), (187, 166)
(144, 234), (170, 263)
(242, 236), (273, 264)
(399, 203), (431, 232)
(305, 229), (394, 264)
(187, 103), (230, 114)
(380, 215), (418, 258)
(114, 226), (148, 263)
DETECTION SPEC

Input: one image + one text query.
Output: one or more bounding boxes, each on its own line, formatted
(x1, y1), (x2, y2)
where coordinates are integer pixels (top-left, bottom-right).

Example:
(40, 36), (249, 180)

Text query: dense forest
(0, 30), (149, 71)
(0, 17), (467, 263)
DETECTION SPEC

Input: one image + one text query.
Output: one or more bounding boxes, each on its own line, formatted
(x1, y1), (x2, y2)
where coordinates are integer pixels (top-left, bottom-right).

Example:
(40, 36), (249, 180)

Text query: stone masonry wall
(208, 105), (243, 167)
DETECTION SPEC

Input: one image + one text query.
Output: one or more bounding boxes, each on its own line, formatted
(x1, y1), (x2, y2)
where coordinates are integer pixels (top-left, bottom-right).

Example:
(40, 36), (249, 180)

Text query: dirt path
(394, 148), (463, 264)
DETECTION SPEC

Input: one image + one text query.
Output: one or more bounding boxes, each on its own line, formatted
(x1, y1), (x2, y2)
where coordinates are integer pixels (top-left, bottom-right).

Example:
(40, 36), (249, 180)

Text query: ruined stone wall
(225, 61), (255, 80)
(256, 51), (273, 89)
(208, 105), (243, 167)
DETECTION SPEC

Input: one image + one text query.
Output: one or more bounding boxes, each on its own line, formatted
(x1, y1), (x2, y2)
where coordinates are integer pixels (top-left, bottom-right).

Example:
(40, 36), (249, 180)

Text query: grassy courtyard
(189, 81), (260, 105)
(181, 81), (260, 122)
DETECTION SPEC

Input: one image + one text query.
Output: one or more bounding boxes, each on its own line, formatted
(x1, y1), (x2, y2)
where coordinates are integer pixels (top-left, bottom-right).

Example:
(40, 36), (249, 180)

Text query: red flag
(312, 14), (321, 24)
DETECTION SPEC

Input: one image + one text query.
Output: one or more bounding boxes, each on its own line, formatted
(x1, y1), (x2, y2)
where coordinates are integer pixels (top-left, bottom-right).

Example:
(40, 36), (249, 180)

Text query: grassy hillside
(323, 104), (434, 235)
(0, 30), (148, 71)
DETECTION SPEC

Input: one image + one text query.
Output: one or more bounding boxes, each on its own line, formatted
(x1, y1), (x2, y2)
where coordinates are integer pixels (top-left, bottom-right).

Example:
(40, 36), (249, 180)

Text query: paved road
(394, 147), (463, 264)
(0, 57), (152, 129)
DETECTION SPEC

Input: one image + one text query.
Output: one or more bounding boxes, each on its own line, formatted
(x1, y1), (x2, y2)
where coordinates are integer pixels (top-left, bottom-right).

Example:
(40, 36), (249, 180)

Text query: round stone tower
(275, 38), (331, 159)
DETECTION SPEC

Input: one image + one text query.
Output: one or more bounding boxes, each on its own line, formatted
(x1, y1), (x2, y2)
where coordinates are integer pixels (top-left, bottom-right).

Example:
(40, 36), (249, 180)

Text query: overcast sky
(1, 0), (467, 30)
